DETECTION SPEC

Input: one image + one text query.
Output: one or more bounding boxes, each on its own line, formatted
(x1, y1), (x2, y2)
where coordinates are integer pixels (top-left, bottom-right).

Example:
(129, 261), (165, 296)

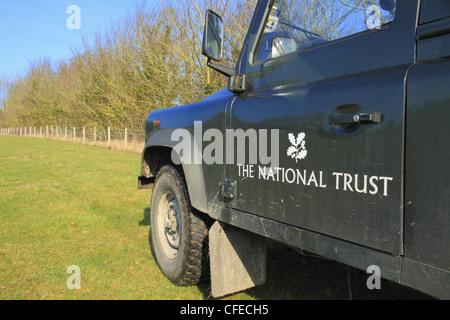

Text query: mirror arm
(207, 58), (236, 77)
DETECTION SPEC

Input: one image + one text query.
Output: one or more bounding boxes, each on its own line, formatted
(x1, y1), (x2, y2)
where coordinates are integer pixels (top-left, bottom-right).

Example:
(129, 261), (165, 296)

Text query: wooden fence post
(6, 124), (143, 153)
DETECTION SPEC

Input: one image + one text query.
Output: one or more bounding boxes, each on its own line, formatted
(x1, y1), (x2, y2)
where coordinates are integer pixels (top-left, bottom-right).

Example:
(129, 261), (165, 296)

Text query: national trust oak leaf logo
(287, 132), (308, 163)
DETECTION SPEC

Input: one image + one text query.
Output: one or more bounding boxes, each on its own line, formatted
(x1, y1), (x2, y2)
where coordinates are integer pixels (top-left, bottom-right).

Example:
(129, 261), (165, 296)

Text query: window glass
(257, 0), (396, 61)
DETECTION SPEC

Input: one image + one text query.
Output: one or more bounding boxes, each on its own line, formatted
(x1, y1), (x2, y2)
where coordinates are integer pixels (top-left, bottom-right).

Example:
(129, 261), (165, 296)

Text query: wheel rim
(156, 190), (182, 260)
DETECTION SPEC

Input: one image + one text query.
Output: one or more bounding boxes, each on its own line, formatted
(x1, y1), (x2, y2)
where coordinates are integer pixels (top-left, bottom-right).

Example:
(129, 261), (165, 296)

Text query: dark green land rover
(139, 0), (450, 299)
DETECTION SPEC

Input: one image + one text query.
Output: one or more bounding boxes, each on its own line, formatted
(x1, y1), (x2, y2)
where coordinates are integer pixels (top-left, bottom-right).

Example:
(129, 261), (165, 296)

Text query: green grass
(0, 136), (208, 299)
(0, 136), (433, 300)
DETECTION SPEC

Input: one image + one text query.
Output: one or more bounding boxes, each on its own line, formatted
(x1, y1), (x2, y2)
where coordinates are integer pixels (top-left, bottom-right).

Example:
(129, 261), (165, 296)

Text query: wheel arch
(141, 129), (208, 214)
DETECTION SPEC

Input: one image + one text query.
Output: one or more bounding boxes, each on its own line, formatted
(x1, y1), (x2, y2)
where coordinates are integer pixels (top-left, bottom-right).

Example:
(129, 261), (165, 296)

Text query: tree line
(0, 0), (256, 131)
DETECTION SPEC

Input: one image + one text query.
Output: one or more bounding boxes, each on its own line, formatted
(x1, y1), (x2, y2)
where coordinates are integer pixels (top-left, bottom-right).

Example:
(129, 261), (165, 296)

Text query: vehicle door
(228, 0), (418, 254)
(404, 0), (450, 273)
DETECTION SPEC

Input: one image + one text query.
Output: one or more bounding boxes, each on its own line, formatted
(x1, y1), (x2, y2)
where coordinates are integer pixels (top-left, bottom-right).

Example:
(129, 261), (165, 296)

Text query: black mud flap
(209, 221), (266, 298)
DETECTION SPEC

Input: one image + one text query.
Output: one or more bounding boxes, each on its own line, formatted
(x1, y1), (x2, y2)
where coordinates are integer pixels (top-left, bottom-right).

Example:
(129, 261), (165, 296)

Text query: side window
(256, 0), (397, 61)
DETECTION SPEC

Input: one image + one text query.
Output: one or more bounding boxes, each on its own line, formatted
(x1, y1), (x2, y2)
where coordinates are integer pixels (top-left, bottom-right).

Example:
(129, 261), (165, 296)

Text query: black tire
(150, 165), (209, 286)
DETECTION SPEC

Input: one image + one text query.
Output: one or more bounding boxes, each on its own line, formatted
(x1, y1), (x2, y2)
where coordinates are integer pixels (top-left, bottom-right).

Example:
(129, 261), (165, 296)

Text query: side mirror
(202, 10), (224, 62)
(201, 9), (236, 80)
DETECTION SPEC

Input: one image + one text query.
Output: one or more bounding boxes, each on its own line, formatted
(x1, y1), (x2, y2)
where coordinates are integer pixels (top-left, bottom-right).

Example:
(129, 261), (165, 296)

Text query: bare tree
(0, 0), (256, 130)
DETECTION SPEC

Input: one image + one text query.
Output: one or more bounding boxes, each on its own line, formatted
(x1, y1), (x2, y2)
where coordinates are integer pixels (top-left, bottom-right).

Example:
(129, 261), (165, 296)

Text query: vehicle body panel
(404, 0), (450, 280)
(227, 1), (418, 255)
(140, 0), (450, 299)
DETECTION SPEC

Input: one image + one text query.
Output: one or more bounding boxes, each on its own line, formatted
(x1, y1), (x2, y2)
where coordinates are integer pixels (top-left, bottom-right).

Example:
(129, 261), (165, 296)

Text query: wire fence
(0, 125), (146, 155)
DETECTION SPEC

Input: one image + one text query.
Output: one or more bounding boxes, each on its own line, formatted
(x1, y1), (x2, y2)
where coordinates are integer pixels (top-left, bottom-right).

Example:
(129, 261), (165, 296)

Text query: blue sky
(0, 0), (160, 78)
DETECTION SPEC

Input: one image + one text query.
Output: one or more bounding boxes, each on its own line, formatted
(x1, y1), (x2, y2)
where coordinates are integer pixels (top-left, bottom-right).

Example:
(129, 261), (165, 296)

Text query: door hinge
(228, 74), (249, 93)
(222, 179), (237, 199)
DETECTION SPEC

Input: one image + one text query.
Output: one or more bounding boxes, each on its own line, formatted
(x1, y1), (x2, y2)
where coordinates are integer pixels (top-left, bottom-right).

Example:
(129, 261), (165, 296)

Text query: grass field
(0, 136), (433, 300)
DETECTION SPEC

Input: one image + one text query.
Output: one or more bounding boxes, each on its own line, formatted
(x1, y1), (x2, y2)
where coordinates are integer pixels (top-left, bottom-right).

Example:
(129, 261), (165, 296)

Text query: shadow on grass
(196, 240), (435, 300)
(140, 206), (434, 300)
(244, 241), (434, 300)
(139, 207), (151, 226)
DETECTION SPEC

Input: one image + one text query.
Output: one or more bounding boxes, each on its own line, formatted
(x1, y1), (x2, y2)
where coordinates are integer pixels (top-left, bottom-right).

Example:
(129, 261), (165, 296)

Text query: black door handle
(328, 112), (383, 125)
